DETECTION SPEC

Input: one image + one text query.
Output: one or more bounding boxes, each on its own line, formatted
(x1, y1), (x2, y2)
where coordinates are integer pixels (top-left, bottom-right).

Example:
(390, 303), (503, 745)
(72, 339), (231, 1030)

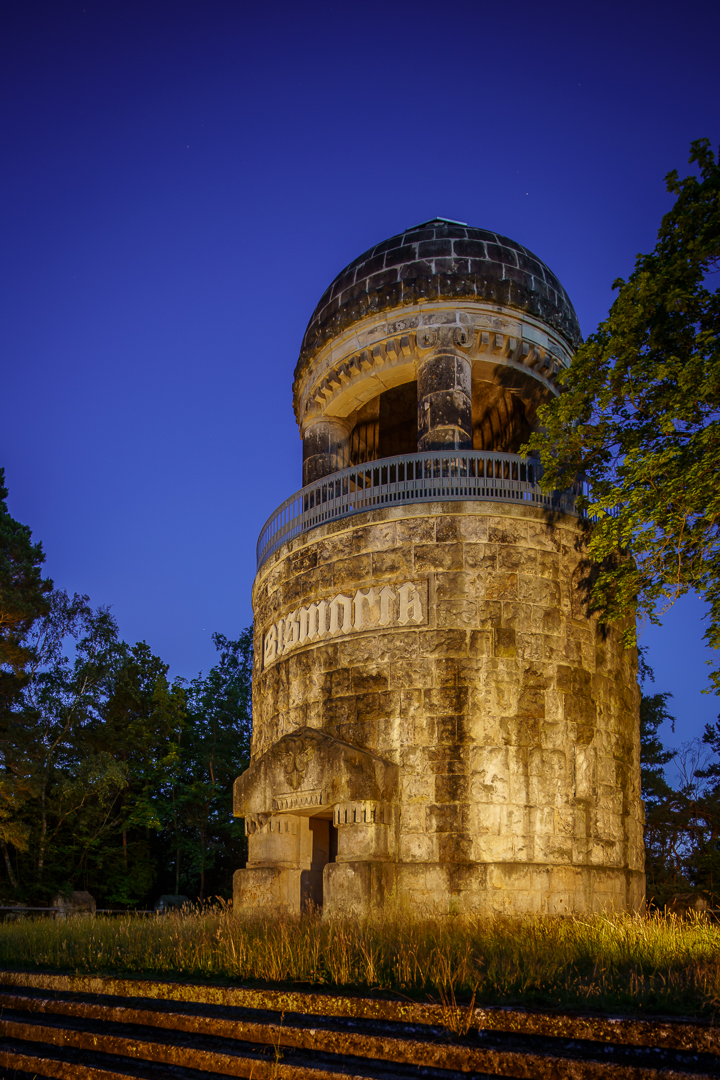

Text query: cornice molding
(295, 300), (574, 431)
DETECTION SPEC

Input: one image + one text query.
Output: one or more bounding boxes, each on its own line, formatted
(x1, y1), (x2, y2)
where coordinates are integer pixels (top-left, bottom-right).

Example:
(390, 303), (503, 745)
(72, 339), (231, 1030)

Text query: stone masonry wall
(250, 502), (645, 915)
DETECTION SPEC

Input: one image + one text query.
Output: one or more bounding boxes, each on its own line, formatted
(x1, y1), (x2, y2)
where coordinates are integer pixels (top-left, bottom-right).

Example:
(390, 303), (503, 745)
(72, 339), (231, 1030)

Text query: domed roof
(295, 219), (581, 383)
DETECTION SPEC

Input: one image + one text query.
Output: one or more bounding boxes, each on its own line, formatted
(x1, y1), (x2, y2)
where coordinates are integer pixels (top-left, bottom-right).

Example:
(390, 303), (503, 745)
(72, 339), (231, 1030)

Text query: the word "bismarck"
(263, 580), (428, 668)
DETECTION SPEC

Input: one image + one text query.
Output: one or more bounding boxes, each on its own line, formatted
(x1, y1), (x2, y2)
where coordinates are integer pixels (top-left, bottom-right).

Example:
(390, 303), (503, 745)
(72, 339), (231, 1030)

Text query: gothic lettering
(262, 580), (428, 668)
(398, 582), (424, 626)
(329, 594), (353, 636)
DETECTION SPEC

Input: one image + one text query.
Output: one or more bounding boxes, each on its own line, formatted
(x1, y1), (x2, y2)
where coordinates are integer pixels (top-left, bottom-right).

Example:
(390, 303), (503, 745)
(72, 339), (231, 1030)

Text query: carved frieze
(298, 307), (571, 428)
(263, 580), (428, 669)
(273, 789), (325, 813)
(334, 801), (393, 826)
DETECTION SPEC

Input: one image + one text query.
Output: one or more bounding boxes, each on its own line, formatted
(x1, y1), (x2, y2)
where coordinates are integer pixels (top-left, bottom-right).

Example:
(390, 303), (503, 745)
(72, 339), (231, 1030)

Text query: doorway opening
(301, 816), (338, 914)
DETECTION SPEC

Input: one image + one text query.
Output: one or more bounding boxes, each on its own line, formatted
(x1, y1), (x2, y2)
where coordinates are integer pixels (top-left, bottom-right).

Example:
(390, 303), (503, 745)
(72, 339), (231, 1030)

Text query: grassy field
(0, 907), (718, 1017)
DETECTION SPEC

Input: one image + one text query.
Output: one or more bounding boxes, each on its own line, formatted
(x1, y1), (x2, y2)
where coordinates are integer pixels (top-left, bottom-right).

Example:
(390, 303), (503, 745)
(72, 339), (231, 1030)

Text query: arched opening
(342, 369), (545, 467)
(472, 380), (533, 454)
(349, 381), (418, 466)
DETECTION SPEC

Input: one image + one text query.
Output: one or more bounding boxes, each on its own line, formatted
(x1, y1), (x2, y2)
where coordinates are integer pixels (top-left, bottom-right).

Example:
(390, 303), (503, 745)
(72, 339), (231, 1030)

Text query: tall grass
(0, 907), (718, 1016)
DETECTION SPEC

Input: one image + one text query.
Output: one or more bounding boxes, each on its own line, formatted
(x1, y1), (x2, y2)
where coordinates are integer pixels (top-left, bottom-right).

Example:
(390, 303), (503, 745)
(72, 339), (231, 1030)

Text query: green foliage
(0, 468), (52, 717)
(177, 630), (253, 899)
(639, 649), (677, 810)
(0, 606), (253, 905)
(638, 654), (685, 901)
(635, 652), (720, 904)
(525, 139), (720, 684)
(89, 641), (188, 904)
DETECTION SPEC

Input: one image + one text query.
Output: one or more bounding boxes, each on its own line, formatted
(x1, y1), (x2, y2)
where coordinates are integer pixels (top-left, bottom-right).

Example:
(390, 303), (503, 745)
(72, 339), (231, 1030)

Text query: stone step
(0, 971), (716, 1079)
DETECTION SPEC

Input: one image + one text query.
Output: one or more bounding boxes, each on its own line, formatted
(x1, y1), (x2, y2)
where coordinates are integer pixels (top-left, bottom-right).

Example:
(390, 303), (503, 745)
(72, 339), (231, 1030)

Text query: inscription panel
(263, 580), (428, 669)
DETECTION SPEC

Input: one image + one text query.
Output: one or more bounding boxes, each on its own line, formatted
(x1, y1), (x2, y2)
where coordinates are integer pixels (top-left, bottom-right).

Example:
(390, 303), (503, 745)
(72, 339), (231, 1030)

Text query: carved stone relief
(277, 736), (316, 791)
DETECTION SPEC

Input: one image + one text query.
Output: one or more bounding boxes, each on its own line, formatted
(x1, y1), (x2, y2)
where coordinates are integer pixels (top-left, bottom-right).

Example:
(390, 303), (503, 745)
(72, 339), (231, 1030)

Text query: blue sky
(1, 0), (718, 748)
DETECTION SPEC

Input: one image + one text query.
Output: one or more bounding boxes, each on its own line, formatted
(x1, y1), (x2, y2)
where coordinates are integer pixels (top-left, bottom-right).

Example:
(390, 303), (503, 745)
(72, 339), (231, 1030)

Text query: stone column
(302, 417), (350, 486)
(417, 351), (472, 452)
(234, 814), (313, 918)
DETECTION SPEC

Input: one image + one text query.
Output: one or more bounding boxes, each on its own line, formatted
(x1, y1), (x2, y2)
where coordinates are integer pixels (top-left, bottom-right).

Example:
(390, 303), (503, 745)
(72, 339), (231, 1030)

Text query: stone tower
(233, 218), (645, 918)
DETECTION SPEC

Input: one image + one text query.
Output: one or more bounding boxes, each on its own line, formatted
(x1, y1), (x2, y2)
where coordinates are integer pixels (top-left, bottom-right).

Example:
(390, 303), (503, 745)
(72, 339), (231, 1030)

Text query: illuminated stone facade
(233, 219), (645, 918)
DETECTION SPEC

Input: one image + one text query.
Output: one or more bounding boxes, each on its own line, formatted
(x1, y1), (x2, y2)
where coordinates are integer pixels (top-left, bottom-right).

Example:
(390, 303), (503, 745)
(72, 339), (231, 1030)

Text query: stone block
(247, 815), (313, 869)
(53, 890), (96, 917)
(419, 629), (469, 656)
(498, 545), (533, 573)
(356, 690), (398, 723)
(436, 515), (488, 542)
(518, 575), (561, 606)
(455, 656), (484, 685)
(322, 695), (358, 728)
(396, 518), (436, 545)
(434, 772), (468, 802)
(434, 571), (468, 601)
(401, 772), (435, 803)
(295, 564), (336, 602)
(535, 830), (574, 864)
(327, 668), (352, 697)
(484, 573), (518, 601)
(324, 862), (397, 919)
(474, 833), (514, 862)
(494, 627), (516, 658)
(464, 543), (497, 571)
(414, 543), (464, 571)
(354, 522), (397, 554)
(372, 549), (413, 577)
(438, 833), (473, 862)
(375, 633), (419, 662)
(337, 636), (378, 666)
(468, 629), (493, 656)
(399, 831), (436, 862)
(541, 607), (563, 635)
(517, 633), (543, 661)
(426, 803), (462, 832)
(400, 804), (425, 831)
(526, 522), (561, 552)
(351, 669), (389, 694)
(333, 554), (373, 588)
(437, 599), (477, 628)
(499, 602), (532, 629)
(469, 747), (510, 803)
(234, 867), (303, 918)
(396, 687), (424, 718)
(423, 686), (468, 714)
(337, 821), (393, 861)
(375, 714), (413, 753)
(432, 658), (460, 687)
(537, 550), (561, 579)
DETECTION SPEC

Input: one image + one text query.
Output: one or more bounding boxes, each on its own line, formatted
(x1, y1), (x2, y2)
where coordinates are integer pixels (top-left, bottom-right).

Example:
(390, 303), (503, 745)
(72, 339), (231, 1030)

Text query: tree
(179, 629), (253, 899)
(641, 693), (676, 810)
(637, 650), (681, 900)
(0, 468), (52, 717)
(525, 139), (720, 684)
(91, 640), (187, 905)
(2, 590), (122, 894)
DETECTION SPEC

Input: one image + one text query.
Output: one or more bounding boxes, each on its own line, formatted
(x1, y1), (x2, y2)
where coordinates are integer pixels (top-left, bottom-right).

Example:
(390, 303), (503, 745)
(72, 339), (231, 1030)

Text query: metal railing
(256, 450), (583, 570)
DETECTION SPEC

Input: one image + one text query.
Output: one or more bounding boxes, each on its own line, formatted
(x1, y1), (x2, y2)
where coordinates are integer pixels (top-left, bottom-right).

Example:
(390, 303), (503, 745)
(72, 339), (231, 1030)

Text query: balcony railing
(256, 450), (583, 570)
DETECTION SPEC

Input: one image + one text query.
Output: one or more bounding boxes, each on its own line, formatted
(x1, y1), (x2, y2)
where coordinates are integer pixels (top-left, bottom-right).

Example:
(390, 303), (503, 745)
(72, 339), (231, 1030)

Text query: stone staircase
(0, 970), (716, 1079)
